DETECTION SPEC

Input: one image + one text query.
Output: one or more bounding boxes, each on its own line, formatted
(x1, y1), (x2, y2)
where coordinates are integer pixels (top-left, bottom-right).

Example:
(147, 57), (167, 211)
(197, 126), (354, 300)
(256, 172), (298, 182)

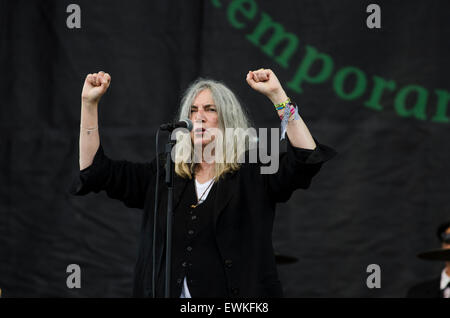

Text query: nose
(193, 109), (206, 123)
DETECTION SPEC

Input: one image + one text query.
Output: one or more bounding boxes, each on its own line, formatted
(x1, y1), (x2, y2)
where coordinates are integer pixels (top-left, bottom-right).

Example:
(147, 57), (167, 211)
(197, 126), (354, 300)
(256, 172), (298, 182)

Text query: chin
(193, 138), (212, 147)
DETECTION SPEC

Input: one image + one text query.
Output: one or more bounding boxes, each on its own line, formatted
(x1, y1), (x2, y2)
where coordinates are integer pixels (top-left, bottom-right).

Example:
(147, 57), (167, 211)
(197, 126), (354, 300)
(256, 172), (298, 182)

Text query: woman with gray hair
(71, 69), (336, 298)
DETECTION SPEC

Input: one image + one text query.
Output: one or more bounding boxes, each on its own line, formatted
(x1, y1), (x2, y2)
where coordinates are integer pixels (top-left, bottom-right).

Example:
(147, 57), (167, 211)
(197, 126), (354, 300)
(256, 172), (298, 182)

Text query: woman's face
(189, 89), (219, 147)
(444, 227), (450, 269)
(443, 227), (450, 249)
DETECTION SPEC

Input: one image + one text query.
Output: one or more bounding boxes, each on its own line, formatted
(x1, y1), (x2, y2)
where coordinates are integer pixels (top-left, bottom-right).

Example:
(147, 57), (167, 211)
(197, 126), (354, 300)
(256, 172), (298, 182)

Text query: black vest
(169, 178), (228, 297)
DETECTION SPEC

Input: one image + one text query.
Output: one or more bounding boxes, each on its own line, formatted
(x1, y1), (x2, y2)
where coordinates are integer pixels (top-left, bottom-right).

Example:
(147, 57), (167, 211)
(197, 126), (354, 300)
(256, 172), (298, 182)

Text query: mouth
(194, 128), (206, 135)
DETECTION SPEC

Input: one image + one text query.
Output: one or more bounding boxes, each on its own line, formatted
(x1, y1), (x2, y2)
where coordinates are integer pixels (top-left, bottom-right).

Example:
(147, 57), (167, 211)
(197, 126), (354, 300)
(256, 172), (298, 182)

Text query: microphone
(159, 119), (193, 132)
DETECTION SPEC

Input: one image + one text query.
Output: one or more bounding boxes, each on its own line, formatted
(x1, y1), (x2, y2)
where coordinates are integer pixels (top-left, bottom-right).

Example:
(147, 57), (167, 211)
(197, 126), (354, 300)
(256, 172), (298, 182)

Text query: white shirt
(179, 178), (215, 298)
(194, 178), (215, 204)
(440, 268), (450, 290)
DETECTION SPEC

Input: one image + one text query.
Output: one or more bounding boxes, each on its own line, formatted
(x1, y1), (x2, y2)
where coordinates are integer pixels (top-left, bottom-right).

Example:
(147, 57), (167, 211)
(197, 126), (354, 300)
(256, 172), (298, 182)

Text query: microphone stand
(164, 133), (175, 298)
(155, 120), (191, 298)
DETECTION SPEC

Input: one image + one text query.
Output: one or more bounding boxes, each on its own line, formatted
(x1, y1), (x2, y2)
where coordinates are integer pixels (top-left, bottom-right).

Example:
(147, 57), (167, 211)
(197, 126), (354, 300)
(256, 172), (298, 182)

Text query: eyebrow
(191, 104), (216, 109)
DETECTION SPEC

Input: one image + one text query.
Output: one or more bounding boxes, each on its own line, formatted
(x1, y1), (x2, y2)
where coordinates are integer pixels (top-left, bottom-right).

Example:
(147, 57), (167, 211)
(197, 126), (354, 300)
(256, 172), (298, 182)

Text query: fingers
(86, 71), (111, 87)
(103, 73), (111, 83)
(250, 69), (271, 82)
(86, 73), (100, 86)
(246, 71), (257, 87)
(99, 72), (111, 88)
(86, 73), (94, 85)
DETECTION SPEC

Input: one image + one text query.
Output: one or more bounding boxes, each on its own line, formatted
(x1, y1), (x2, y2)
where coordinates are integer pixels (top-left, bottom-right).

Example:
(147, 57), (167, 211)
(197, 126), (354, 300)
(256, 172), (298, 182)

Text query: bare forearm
(77, 71), (111, 169)
(269, 91), (317, 150)
(246, 69), (316, 150)
(79, 101), (100, 170)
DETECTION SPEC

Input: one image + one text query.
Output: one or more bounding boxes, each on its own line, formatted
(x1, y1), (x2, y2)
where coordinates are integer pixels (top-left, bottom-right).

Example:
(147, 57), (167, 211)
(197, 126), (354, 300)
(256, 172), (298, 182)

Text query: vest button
(186, 246), (193, 252)
(224, 259), (233, 268)
(231, 287), (240, 295)
(177, 278), (182, 284)
(191, 215), (197, 221)
(182, 261), (187, 267)
(188, 229), (195, 235)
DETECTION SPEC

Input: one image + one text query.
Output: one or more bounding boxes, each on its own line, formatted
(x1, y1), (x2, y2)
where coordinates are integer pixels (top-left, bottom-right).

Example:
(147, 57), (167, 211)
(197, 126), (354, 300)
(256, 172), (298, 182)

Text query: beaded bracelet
(274, 98), (291, 111)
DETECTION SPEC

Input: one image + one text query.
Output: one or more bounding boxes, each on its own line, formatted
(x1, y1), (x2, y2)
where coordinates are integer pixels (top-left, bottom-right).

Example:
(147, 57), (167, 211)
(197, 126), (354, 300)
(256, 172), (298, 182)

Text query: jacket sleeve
(264, 136), (337, 203)
(69, 143), (155, 209)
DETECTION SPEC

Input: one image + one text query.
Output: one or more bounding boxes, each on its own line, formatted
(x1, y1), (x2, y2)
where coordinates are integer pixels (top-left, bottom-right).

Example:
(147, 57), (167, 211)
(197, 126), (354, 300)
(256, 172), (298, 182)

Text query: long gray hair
(174, 78), (253, 179)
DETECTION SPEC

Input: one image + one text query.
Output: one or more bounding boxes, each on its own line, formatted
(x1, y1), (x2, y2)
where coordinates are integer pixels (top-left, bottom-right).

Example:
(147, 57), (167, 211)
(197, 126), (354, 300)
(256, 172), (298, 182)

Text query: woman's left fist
(246, 68), (285, 101)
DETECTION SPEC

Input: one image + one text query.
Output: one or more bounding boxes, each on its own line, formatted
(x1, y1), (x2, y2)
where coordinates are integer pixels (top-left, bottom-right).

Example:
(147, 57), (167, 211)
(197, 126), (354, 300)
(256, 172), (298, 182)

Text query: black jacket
(70, 137), (336, 297)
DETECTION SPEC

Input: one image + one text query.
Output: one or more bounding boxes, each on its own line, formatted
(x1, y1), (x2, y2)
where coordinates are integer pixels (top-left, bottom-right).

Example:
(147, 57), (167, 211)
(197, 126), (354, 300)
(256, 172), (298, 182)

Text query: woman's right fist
(81, 71), (111, 104)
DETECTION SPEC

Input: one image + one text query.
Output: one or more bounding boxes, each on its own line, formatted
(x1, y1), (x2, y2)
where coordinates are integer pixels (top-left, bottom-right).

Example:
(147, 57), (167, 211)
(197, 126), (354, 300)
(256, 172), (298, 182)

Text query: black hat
(437, 221), (450, 242)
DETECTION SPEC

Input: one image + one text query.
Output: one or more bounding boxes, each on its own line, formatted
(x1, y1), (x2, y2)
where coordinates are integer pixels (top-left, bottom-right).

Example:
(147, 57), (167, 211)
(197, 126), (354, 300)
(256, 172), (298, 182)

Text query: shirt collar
(440, 268), (450, 290)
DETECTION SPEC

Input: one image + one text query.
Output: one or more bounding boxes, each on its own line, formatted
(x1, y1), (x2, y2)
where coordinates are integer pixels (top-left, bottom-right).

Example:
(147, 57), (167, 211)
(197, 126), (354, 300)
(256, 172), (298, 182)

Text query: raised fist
(246, 68), (284, 100)
(81, 71), (111, 104)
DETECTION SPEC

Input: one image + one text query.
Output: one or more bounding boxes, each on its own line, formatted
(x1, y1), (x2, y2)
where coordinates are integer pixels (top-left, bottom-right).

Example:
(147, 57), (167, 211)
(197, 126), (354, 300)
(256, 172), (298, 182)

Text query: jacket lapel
(172, 174), (189, 211)
(172, 169), (239, 226)
(159, 169), (238, 231)
(213, 170), (238, 231)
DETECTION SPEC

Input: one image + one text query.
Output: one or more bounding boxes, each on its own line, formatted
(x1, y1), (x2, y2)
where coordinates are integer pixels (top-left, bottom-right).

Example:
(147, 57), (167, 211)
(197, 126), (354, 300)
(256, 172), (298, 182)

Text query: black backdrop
(1, 0), (449, 297)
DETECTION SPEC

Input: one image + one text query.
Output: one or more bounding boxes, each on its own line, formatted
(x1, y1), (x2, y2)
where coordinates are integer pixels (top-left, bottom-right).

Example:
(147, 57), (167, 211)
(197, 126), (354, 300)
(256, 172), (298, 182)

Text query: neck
(199, 161), (215, 169)
(195, 162), (215, 180)
(193, 143), (216, 179)
(445, 264), (450, 276)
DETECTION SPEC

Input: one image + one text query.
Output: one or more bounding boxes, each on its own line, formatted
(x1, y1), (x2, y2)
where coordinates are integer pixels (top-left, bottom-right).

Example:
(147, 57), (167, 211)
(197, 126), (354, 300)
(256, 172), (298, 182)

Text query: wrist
(275, 99), (299, 121)
(268, 90), (288, 105)
(81, 99), (99, 109)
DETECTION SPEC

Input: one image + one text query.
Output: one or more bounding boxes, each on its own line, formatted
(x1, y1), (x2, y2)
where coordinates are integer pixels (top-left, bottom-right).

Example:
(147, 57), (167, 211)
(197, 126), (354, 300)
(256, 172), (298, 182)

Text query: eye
(208, 108), (216, 112)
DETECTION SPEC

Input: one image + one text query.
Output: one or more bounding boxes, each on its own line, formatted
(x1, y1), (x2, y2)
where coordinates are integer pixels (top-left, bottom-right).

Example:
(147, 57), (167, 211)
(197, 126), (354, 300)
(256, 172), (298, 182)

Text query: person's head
(438, 221), (450, 249)
(188, 87), (220, 148)
(174, 78), (252, 179)
(437, 221), (450, 270)
(441, 226), (450, 250)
